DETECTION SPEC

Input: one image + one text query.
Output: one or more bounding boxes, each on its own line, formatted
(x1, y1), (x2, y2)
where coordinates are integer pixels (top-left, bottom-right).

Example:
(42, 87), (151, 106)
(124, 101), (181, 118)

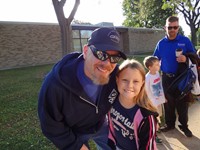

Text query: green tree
(72, 19), (92, 25)
(122, 0), (173, 28)
(197, 28), (200, 46)
(122, 0), (140, 27)
(162, 0), (200, 46)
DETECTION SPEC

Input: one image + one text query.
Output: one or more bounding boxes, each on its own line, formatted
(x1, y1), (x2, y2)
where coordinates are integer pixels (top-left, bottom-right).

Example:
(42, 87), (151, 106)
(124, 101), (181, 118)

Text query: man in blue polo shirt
(153, 16), (196, 137)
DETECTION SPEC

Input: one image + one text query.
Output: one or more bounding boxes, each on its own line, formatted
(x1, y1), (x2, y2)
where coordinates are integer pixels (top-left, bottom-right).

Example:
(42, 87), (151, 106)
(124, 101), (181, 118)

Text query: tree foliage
(122, 0), (173, 28)
(122, 0), (139, 27)
(162, 0), (200, 46)
(72, 19), (92, 25)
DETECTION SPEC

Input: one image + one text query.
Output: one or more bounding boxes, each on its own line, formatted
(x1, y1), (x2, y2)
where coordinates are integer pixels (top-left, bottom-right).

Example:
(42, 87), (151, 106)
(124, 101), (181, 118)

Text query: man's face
(165, 21), (179, 40)
(83, 45), (118, 85)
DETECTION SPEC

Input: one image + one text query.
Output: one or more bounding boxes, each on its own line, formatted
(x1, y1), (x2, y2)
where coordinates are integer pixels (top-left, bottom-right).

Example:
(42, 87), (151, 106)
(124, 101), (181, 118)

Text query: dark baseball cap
(88, 27), (127, 60)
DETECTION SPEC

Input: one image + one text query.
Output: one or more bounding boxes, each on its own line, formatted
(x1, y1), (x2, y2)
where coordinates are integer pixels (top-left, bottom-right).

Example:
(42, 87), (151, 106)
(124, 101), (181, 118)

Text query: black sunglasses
(167, 26), (179, 30)
(89, 46), (122, 63)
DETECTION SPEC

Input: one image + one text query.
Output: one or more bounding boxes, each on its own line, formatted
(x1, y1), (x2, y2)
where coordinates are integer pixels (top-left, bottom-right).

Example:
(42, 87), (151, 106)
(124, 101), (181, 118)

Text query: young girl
(108, 59), (158, 150)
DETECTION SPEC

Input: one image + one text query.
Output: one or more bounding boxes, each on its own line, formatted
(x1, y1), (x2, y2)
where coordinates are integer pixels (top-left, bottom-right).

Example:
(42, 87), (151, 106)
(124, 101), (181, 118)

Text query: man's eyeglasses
(167, 26), (179, 30)
(89, 46), (122, 63)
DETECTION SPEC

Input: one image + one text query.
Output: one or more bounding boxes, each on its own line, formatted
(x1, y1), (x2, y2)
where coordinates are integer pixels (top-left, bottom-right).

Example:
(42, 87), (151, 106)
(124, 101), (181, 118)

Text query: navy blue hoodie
(38, 52), (119, 150)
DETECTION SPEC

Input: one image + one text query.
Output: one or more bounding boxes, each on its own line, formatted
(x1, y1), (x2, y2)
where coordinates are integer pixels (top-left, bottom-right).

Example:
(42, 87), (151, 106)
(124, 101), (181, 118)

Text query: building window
(72, 29), (93, 52)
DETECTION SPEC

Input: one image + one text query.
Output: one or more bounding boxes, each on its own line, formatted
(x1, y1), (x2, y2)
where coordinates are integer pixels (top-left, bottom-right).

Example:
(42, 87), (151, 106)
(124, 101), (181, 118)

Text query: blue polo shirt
(153, 34), (195, 73)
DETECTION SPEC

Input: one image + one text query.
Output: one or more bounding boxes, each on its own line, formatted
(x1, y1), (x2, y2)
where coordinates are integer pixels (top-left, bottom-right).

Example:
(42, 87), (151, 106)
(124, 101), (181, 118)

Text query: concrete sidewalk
(157, 100), (200, 150)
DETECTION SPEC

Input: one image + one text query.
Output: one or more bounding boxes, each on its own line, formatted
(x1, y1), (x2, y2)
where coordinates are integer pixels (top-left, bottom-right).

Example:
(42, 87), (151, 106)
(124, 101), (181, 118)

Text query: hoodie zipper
(79, 96), (99, 114)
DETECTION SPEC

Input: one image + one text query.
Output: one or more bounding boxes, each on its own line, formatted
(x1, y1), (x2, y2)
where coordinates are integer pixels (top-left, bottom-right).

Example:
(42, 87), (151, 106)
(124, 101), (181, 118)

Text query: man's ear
(83, 45), (88, 59)
(163, 26), (167, 31)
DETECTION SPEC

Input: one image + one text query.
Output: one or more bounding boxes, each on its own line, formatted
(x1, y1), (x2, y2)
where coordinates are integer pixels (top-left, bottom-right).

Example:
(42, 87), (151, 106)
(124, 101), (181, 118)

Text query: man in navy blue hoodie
(38, 27), (127, 150)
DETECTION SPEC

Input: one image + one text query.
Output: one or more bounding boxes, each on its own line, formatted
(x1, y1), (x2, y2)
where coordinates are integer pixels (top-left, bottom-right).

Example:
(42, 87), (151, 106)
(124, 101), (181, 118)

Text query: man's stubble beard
(92, 74), (110, 85)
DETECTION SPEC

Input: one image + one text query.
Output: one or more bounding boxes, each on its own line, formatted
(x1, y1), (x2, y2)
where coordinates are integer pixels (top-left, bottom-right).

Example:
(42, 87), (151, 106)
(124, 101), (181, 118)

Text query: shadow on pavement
(157, 129), (200, 150)
(156, 101), (200, 150)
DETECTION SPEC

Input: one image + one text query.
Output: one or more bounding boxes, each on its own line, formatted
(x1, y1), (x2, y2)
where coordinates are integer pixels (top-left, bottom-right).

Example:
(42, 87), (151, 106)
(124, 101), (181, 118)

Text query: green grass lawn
(0, 63), (101, 150)
(0, 65), (57, 150)
(0, 54), (149, 150)
(0, 46), (198, 149)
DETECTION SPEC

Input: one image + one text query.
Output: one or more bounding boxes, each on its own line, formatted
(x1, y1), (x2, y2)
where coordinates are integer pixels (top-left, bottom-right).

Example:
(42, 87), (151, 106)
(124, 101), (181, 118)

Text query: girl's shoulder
(133, 106), (158, 127)
(136, 106), (158, 118)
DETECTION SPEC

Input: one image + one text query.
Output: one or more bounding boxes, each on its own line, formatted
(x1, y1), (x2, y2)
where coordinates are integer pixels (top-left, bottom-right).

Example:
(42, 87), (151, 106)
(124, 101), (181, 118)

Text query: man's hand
(176, 54), (186, 63)
(80, 144), (89, 150)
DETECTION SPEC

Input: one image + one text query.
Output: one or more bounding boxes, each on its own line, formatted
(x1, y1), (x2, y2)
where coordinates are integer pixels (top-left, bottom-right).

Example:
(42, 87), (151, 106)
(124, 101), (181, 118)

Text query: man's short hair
(166, 16), (179, 23)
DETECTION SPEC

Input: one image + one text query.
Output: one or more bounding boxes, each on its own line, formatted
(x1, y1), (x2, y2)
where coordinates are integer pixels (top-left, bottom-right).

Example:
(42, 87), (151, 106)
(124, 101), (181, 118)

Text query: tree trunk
(190, 26), (197, 47)
(60, 18), (73, 55)
(52, 0), (80, 56)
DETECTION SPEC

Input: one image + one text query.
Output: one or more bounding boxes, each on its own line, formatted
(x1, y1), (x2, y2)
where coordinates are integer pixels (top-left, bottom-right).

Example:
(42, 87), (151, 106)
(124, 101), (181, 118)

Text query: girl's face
(116, 67), (144, 101)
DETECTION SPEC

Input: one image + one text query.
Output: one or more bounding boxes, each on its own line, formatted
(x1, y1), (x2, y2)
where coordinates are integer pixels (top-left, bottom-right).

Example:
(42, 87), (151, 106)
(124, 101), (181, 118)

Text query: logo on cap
(108, 31), (120, 44)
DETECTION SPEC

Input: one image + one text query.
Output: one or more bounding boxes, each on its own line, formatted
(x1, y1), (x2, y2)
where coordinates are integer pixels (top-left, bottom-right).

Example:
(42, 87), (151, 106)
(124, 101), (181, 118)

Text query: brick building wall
(0, 21), (165, 70)
(0, 22), (62, 70)
(128, 28), (165, 54)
